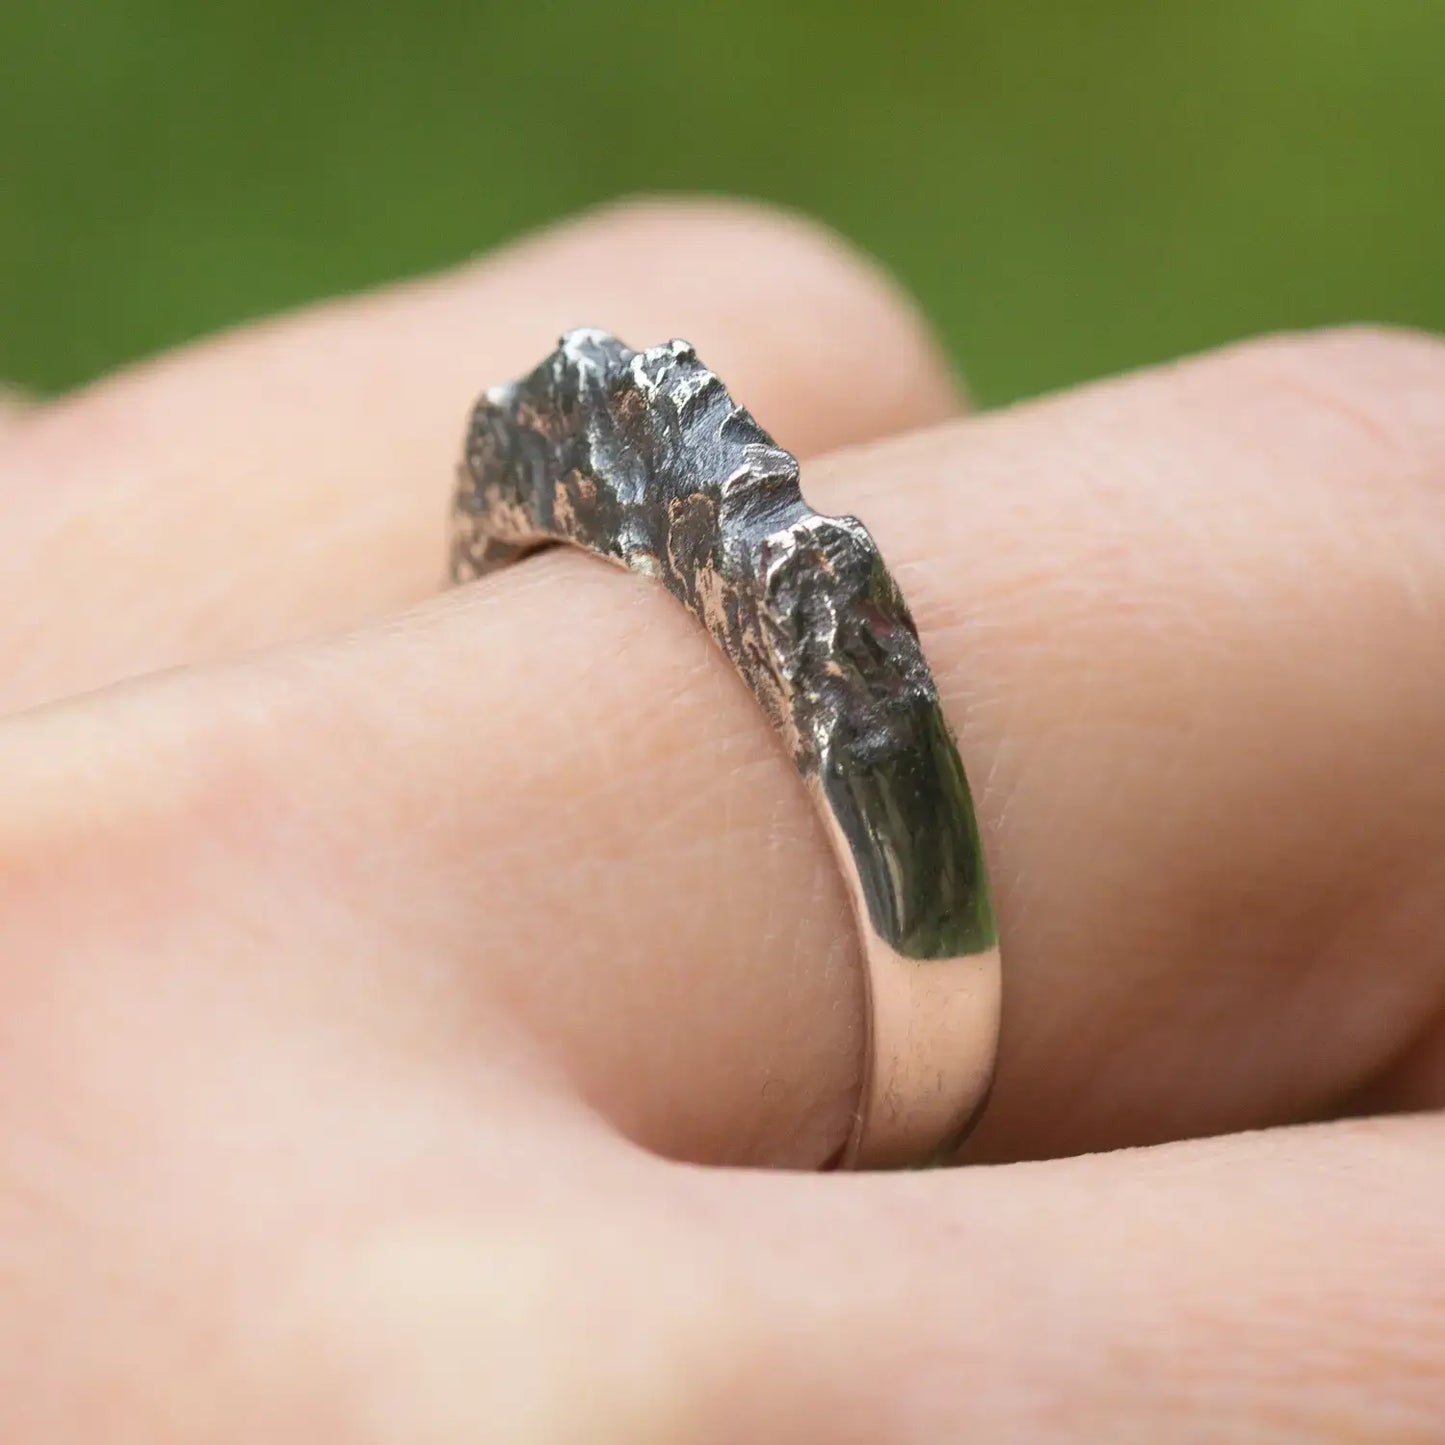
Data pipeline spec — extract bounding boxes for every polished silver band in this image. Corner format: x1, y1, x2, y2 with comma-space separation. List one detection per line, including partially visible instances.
449, 329, 1000, 1168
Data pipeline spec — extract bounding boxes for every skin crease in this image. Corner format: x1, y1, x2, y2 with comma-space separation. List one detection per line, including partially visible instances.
0, 200, 1443, 1439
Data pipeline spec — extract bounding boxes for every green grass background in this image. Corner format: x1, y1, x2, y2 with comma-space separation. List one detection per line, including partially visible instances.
2, 0, 1442, 405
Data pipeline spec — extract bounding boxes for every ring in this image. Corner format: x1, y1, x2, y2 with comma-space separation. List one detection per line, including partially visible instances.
450, 329, 1000, 1168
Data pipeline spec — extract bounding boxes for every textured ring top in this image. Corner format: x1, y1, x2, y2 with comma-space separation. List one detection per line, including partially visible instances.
450, 329, 1000, 1168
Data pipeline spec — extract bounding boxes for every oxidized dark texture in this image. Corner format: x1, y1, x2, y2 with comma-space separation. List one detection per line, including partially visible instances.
451, 329, 994, 964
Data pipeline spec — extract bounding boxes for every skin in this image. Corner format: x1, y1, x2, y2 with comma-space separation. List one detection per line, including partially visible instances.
0, 196, 1442, 1441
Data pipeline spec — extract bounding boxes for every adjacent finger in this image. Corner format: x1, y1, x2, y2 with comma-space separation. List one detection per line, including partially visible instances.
632, 1115, 1445, 1442
8, 327, 1445, 1169
0, 198, 958, 715
211, 1115, 1445, 1443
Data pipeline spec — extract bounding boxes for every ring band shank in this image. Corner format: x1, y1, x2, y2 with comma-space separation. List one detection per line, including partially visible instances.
451, 329, 1000, 1168
810, 777, 1001, 1168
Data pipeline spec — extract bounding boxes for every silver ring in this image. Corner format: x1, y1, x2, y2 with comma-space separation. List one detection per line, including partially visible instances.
450, 329, 1000, 1168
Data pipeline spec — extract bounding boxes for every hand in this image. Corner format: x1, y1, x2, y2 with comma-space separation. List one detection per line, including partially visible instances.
2, 199, 1442, 1441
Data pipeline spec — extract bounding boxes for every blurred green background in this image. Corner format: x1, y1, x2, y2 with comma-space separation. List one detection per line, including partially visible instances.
2, 0, 1442, 405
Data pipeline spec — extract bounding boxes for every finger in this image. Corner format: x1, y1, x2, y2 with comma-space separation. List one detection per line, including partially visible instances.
0, 793, 608, 1441
0, 197, 958, 715
8, 328, 1445, 1169
210, 1116, 1445, 1443
625, 1116, 1445, 1442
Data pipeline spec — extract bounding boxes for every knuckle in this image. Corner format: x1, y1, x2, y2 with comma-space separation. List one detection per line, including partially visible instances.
1207, 325, 1445, 491
1291, 321, 1445, 383
1226, 322, 1445, 387
565, 194, 956, 417
583, 191, 897, 302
